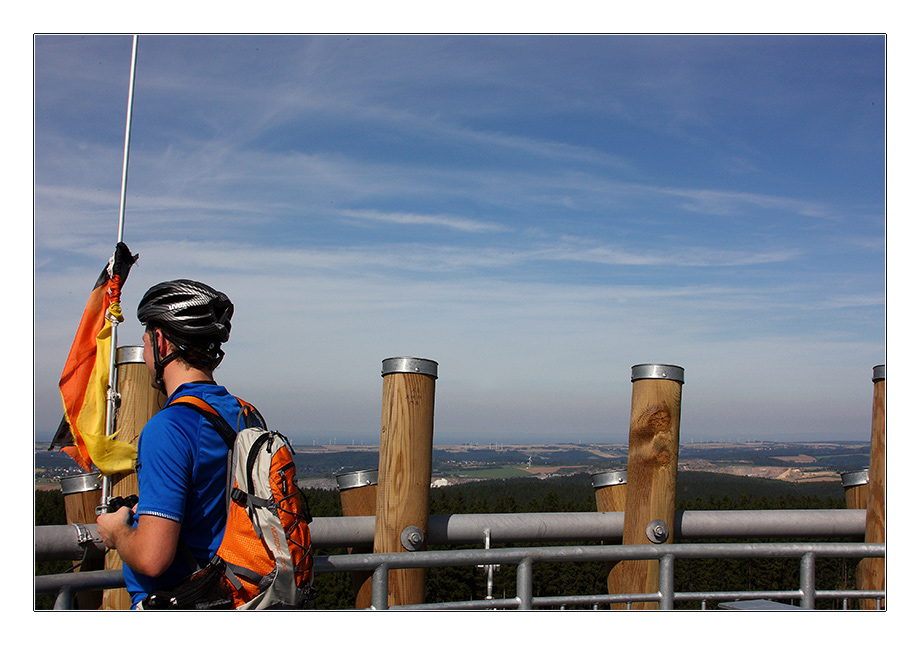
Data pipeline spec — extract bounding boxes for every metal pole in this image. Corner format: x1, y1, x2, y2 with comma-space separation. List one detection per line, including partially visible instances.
799, 551, 816, 609
116, 34, 138, 245
36, 510, 869, 560
371, 564, 390, 610
658, 553, 675, 610
101, 34, 139, 505
516, 557, 533, 610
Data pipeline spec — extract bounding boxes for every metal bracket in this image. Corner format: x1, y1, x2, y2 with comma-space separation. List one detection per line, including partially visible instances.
646, 519, 669, 544
74, 523, 97, 547
400, 525, 425, 551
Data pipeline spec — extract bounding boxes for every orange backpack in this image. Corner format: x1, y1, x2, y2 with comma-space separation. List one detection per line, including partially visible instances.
142, 395, 315, 610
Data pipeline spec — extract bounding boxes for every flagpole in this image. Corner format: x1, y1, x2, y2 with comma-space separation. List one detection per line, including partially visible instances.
101, 34, 139, 507
116, 35, 138, 245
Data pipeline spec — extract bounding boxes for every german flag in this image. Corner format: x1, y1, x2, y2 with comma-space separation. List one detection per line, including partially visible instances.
55, 243, 138, 475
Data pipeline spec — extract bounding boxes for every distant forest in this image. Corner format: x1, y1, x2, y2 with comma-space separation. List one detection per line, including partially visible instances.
288, 443, 870, 479
37, 471, 861, 610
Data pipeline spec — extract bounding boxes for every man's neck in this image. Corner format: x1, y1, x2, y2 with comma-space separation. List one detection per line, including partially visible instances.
162, 364, 216, 398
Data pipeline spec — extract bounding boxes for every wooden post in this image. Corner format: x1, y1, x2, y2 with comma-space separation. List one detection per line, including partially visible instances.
373, 357, 437, 607
862, 364, 885, 609
102, 346, 165, 610
592, 470, 627, 609
336, 469, 378, 609
615, 363, 683, 610
841, 468, 869, 604
59, 472, 104, 609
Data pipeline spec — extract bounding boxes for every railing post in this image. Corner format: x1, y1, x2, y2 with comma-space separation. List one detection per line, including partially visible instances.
658, 553, 675, 610
370, 563, 390, 610
862, 364, 885, 609
516, 557, 533, 610
53, 586, 74, 611
614, 364, 684, 610
102, 346, 165, 610
337, 469, 378, 609
373, 357, 438, 607
799, 551, 816, 609
592, 470, 627, 609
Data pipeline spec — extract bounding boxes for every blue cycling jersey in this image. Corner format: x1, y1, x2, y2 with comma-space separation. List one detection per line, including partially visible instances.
123, 381, 242, 607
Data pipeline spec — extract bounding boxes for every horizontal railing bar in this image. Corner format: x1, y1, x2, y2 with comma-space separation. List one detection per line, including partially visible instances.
311, 509, 868, 548
35, 541, 885, 609
34, 568, 125, 596
34, 524, 107, 562
313, 542, 884, 574
35, 510, 869, 561
393, 597, 522, 611
676, 589, 885, 603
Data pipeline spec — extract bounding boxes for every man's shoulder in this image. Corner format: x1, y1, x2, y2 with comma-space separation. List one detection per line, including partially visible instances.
141, 404, 203, 448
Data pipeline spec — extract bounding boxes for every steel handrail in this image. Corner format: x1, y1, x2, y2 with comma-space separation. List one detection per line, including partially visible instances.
35, 540, 885, 610
34, 509, 868, 561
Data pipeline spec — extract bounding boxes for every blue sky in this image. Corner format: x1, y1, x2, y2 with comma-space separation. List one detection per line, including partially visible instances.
33, 34, 886, 446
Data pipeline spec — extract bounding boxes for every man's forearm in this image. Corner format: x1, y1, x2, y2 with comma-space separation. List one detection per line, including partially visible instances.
97, 510, 181, 578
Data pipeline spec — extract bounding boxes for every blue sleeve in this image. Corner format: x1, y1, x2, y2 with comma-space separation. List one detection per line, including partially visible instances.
135, 409, 198, 524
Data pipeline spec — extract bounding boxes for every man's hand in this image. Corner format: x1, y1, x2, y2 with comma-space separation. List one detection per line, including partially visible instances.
96, 505, 134, 549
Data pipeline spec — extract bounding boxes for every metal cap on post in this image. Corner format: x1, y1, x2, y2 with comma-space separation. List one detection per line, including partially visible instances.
591, 470, 627, 490
381, 356, 439, 379
336, 469, 379, 491
59, 472, 103, 497
631, 363, 685, 384
115, 345, 145, 365
872, 364, 885, 383
840, 469, 869, 490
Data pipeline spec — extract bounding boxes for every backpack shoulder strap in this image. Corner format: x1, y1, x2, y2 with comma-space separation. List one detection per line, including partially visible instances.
233, 397, 267, 432
169, 395, 237, 449
168, 394, 267, 449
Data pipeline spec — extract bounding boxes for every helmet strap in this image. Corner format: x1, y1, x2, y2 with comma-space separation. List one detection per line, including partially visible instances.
149, 328, 181, 393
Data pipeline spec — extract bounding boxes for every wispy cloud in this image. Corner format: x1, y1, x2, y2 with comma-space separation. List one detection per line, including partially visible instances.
659, 186, 835, 219
337, 208, 509, 233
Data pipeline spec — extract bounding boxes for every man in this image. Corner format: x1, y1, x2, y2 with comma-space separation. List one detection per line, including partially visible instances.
96, 279, 241, 609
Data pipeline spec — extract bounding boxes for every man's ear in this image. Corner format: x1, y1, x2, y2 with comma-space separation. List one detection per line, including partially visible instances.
154, 329, 170, 358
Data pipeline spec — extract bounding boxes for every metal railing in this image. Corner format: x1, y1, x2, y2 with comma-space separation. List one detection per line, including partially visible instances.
35, 511, 885, 610
319, 542, 885, 610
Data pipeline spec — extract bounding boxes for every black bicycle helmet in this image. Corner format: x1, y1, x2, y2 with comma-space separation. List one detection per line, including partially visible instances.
137, 280, 233, 386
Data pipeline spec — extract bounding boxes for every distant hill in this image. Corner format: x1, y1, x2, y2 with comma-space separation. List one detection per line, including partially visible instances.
36, 440, 868, 493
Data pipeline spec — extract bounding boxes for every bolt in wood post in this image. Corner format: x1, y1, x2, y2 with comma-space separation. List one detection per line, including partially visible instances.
337, 469, 378, 609
592, 470, 627, 609
373, 357, 438, 607
862, 364, 885, 609
102, 346, 165, 610
615, 363, 683, 610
